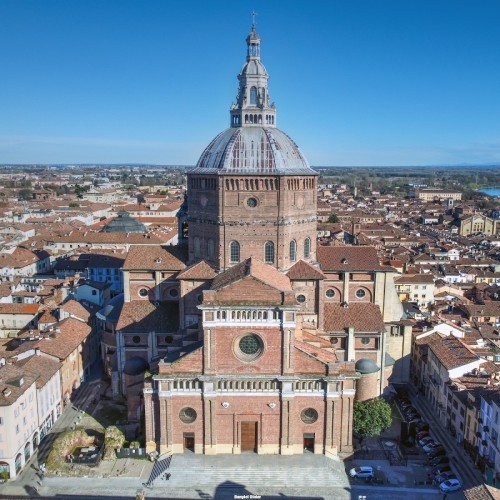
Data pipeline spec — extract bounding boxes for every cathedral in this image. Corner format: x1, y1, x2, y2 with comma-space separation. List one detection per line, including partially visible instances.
108, 23, 410, 457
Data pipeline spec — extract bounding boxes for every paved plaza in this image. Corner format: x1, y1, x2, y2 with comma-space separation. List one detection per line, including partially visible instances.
0, 451, 449, 500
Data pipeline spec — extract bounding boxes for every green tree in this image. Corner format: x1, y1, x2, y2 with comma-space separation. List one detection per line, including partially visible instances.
328, 214, 339, 223
18, 188, 33, 200
353, 398, 392, 444
68, 202, 80, 208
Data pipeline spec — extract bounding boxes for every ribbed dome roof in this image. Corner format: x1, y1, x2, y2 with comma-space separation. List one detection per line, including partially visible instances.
101, 212, 147, 233
191, 127, 315, 175
240, 60, 267, 76
123, 356, 150, 376
355, 358, 380, 374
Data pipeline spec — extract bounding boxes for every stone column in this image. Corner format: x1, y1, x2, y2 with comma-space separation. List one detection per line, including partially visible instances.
347, 327, 355, 362
340, 393, 354, 454
203, 381, 217, 454
144, 391, 156, 453
159, 395, 171, 455
280, 379, 295, 455
324, 381, 339, 457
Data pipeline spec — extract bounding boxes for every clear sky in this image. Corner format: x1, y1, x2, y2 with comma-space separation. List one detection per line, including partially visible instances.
1, 0, 500, 166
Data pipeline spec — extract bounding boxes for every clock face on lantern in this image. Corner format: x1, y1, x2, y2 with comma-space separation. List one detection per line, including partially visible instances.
200, 195, 208, 207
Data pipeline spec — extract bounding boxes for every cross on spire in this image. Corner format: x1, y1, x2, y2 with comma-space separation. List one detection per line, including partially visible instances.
251, 11, 257, 28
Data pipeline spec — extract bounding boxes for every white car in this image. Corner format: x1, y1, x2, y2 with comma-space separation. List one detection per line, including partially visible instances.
439, 478, 462, 492
349, 466, 374, 478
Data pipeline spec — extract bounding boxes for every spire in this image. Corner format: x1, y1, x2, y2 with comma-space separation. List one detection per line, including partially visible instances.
230, 20, 276, 129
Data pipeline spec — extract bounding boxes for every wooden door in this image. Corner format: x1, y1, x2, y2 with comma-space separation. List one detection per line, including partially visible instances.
183, 433, 195, 452
241, 421, 257, 452
303, 434, 315, 452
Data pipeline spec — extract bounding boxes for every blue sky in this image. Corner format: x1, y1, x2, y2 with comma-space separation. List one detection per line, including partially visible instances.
1, 0, 500, 166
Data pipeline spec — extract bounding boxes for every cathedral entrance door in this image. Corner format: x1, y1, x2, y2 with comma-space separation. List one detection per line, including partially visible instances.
303, 433, 315, 453
183, 433, 195, 452
241, 422, 257, 452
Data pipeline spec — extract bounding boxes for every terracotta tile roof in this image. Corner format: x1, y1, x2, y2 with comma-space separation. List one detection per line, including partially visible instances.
302, 330, 333, 347
0, 303, 39, 315
0, 363, 38, 406
317, 246, 388, 272
123, 245, 186, 270
324, 303, 385, 332
287, 260, 326, 280
116, 301, 179, 333
463, 484, 498, 500
394, 274, 435, 284
462, 301, 500, 318
35, 317, 91, 360
17, 354, 61, 389
61, 299, 92, 322
294, 339, 337, 364
428, 335, 479, 371
177, 260, 217, 280
211, 258, 292, 292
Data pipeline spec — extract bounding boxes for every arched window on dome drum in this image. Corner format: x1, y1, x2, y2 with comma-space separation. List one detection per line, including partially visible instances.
264, 241, 274, 264
304, 237, 311, 259
230, 241, 240, 263
290, 240, 297, 262
194, 237, 200, 258
207, 239, 214, 258
250, 86, 258, 105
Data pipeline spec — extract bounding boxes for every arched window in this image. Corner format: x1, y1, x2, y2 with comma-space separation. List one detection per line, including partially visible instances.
290, 240, 297, 262
230, 241, 240, 263
250, 86, 257, 105
194, 237, 200, 257
264, 241, 274, 263
207, 239, 214, 258
304, 237, 311, 259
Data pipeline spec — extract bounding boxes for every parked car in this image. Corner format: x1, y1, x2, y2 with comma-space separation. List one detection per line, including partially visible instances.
349, 466, 374, 479
439, 478, 462, 493
428, 448, 446, 460
430, 455, 449, 467
435, 472, 457, 483
433, 465, 452, 476
416, 422, 429, 432
423, 442, 442, 453
416, 431, 429, 440
418, 436, 434, 447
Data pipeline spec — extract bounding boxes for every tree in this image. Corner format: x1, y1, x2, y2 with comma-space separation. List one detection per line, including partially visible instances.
353, 398, 392, 444
328, 214, 339, 223
18, 188, 33, 201
68, 202, 80, 208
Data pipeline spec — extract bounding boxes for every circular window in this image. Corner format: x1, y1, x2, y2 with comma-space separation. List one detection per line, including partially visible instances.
132, 336, 141, 344
356, 289, 366, 299
138, 288, 149, 297
236, 334, 264, 361
247, 197, 257, 208
296, 294, 306, 304
179, 407, 197, 424
169, 288, 179, 298
239, 335, 261, 355
164, 335, 173, 344
326, 289, 335, 298
361, 337, 370, 345
301, 408, 319, 424
331, 337, 339, 345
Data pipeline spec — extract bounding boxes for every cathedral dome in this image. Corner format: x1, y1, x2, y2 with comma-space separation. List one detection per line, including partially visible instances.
192, 126, 315, 175
241, 60, 268, 76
